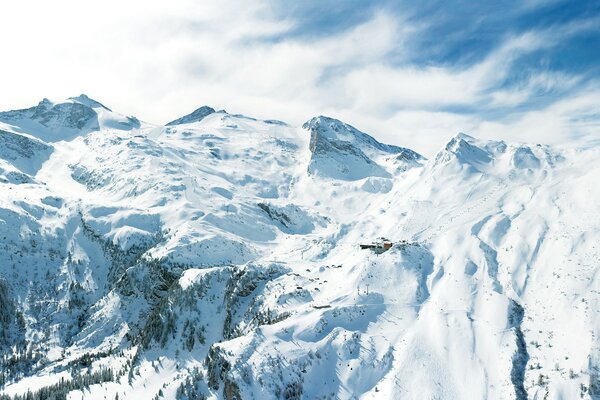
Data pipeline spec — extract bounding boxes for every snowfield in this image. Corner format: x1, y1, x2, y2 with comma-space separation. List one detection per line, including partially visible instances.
0, 96, 599, 399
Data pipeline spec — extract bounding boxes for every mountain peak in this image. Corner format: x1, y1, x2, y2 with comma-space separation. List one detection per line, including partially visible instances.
0, 95, 142, 142
68, 94, 112, 111
303, 115, 420, 156
453, 131, 475, 141
303, 115, 343, 130
435, 132, 493, 166
303, 115, 422, 180
444, 132, 478, 152
434, 133, 531, 173
166, 105, 216, 126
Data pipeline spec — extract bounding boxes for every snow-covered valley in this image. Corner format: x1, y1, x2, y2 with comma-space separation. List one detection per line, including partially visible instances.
0, 95, 599, 400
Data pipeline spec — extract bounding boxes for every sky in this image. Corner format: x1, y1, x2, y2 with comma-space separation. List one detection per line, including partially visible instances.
1, 0, 599, 156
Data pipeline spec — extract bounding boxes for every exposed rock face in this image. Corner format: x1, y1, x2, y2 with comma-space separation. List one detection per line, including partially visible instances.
0, 94, 143, 142
303, 115, 422, 180
1, 98, 99, 131
166, 105, 216, 126
0, 129, 52, 174
0, 129, 51, 159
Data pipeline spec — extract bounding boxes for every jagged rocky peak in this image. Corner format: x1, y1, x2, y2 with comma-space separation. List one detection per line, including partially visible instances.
166, 105, 216, 126
0, 95, 104, 133
302, 115, 423, 180
303, 115, 411, 155
68, 94, 112, 111
444, 132, 491, 154
31, 98, 98, 131
434, 132, 562, 175
434, 132, 499, 166
0, 95, 144, 142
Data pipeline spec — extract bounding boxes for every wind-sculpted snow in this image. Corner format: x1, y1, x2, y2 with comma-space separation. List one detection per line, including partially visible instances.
0, 96, 599, 400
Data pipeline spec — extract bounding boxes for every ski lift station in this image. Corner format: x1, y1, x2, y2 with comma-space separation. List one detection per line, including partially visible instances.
359, 237, 393, 254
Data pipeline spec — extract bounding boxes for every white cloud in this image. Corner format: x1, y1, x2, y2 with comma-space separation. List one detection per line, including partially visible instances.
0, 0, 598, 157
478, 84, 600, 144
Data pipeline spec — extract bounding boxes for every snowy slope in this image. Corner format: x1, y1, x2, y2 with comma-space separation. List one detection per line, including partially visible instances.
0, 96, 598, 400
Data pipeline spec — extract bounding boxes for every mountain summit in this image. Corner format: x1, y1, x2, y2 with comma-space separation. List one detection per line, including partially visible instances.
0, 95, 142, 142
68, 93, 112, 111
166, 105, 216, 125
303, 115, 423, 180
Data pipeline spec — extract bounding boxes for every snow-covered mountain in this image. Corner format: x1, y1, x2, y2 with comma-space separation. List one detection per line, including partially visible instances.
0, 95, 598, 400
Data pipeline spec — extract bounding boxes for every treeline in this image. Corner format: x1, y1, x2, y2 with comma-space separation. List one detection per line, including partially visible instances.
0, 347, 44, 388
0, 367, 114, 400
175, 368, 207, 400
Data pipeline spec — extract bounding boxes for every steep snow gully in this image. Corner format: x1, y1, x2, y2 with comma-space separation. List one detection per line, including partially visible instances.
0, 95, 599, 399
